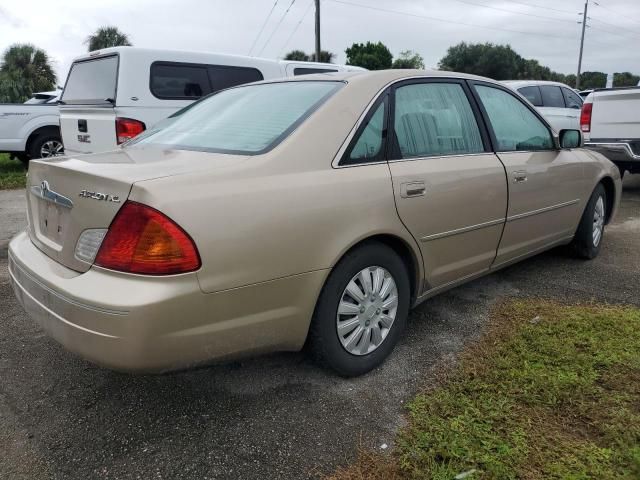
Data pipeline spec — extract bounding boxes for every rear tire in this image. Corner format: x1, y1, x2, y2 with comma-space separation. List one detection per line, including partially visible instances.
308, 242, 410, 377
28, 133, 64, 160
571, 184, 607, 259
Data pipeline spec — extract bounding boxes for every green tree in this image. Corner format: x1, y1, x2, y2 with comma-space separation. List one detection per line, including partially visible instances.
579, 71, 607, 89
392, 50, 425, 69
284, 50, 309, 61
345, 41, 392, 70
0, 44, 56, 103
309, 50, 335, 63
85, 26, 132, 52
613, 72, 640, 87
438, 42, 521, 80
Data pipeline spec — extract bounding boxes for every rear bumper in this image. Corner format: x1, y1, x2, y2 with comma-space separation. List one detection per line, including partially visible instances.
9, 231, 325, 372
585, 141, 640, 168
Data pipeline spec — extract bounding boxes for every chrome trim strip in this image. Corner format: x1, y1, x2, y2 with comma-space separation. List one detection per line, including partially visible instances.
9, 252, 127, 316
507, 199, 580, 222
585, 142, 640, 161
30, 181, 73, 209
420, 218, 504, 242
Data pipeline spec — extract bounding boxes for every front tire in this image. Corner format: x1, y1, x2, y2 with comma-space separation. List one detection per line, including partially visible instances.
571, 184, 607, 259
308, 242, 410, 377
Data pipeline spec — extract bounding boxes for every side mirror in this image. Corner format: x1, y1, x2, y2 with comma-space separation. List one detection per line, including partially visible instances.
559, 129, 583, 149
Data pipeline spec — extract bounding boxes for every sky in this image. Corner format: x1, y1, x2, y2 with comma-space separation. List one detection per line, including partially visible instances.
1, 0, 639, 85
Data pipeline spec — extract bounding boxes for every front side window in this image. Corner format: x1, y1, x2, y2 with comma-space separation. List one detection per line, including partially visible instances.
131, 81, 342, 154
562, 87, 583, 109
540, 85, 565, 108
393, 83, 484, 159
150, 63, 212, 99
517, 86, 542, 106
475, 85, 554, 152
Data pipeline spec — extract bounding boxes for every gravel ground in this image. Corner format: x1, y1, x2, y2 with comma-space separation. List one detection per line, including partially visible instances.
1, 175, 638, 480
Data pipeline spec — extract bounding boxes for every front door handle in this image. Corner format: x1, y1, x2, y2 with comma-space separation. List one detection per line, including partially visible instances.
513, 171, 528, 183
400, 181, 426, 198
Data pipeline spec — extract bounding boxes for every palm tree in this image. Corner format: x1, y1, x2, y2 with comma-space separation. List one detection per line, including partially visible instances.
0, 44, 56, 103
284, 50, 309, 61
85, 26, 132, 52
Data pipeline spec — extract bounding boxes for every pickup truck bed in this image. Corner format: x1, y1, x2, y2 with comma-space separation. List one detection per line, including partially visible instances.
583, 87, 640, 175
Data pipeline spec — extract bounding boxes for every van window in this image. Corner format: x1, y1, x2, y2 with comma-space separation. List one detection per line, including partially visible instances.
150, 63, 212, 99
208, 65, 263, 92
517, 86, 542, 106
131, 81, 342, 155
61, 55, 118, 105
294, 67, 338, 76
540, 85, 565, 108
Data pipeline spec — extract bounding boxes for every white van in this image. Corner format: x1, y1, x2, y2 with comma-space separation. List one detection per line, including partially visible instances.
59, 47, 363, 155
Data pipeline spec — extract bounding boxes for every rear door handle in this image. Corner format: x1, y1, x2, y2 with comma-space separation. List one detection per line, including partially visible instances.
400, 181, 426, 198
513, 171, 528, 183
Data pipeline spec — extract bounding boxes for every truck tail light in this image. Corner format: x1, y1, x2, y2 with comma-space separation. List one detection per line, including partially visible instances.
580, 103, 592, 133
95, 201, 201, 275
116, 117, 146, 144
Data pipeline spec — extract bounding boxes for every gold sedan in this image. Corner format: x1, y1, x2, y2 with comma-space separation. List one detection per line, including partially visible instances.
9, 70, 621, 376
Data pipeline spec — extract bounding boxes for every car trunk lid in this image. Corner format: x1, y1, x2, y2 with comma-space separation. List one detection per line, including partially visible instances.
26, 147, 247, 273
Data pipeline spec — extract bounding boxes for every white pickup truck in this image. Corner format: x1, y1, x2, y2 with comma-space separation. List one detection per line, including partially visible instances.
582, 87, 640, 176
0, 92, 63, 164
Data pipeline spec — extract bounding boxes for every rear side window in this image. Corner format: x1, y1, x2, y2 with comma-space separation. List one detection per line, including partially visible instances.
132, 81, 342, 154
517, 86, 542, 106
475, 85, 553, 151
344, 100, 386, 164
61, 55, 118, 105
562, 88, 583, 109
540, 86, 565, 108
208, 65, 263, 92
393, 82, 485, 159
294, 67, 338, 76
150, 63, 212, 99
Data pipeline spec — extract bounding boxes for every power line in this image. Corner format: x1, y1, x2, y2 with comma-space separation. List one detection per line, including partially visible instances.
589, 15, 640, 37
247, 1, 280, 56
326, 0, 577, 40
586, 21, 640, 39
506, 0, 578, 15
257, 0, 297, 57
279, 0, 314, 56
452, 0, 578, 24
593, 1, 640, 25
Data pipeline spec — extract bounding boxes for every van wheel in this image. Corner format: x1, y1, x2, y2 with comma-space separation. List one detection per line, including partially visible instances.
308, 243, 410, 377
29, 134, 64, 159
571, 184, 607, 259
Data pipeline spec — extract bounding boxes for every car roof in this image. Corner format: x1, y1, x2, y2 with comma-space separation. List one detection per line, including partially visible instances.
502, 80, 572, 89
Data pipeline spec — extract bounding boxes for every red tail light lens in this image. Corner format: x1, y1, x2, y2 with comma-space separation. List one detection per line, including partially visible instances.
580, 102, 592, 133
116, 117, 146, 144
95, 201, 201, 275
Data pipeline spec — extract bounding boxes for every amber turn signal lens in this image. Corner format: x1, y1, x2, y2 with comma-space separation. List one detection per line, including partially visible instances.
95, 201, 201, 275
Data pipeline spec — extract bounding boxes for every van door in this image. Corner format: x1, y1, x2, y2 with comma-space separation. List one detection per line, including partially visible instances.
387, 79, 508, 290
59, 55, 119, 155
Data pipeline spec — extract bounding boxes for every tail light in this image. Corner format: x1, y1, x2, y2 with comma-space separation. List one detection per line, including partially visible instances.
95, 201, 201, 275
116, 117, 146, 144
580, 103, 592, 133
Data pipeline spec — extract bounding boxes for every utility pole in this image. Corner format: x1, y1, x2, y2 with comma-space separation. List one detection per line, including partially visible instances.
315, 0, 321, 62
576, 0, 589, 90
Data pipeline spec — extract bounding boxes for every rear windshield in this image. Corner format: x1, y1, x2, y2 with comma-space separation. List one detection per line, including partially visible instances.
61, 55, 118, 105
130, 81, 342, 155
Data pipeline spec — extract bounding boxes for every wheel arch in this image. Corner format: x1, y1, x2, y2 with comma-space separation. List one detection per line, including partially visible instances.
25, 125, 61, 157
599, 176, 616, 224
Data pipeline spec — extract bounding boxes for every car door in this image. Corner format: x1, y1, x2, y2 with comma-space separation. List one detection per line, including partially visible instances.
539, 85, 571, 131
561, 87, 583, 130
470, 82, 585, 267
386, 79, 508, 290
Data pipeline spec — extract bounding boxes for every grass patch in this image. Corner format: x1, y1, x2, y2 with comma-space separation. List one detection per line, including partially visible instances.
329, 300, 640, 480
0, 153, 27, 189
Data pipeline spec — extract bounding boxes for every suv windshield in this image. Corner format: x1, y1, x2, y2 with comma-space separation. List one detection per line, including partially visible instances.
61, 55, 118, 105
130, 81, 342, 155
